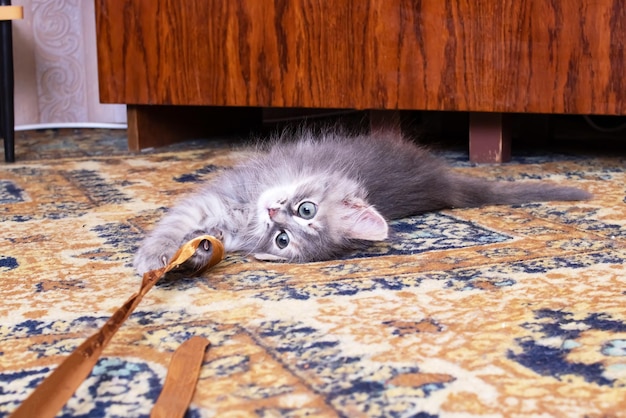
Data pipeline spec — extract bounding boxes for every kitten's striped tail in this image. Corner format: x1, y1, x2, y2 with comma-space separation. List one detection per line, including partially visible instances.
449, 175, 592, 208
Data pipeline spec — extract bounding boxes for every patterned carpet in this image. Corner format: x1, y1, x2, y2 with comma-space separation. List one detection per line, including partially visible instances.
1, 129, 625, 417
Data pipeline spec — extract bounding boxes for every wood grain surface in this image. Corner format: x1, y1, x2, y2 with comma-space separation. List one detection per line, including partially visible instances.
96, 0, 626, 114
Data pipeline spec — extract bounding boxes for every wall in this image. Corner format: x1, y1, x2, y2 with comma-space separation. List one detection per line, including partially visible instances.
12, 0, 126, 127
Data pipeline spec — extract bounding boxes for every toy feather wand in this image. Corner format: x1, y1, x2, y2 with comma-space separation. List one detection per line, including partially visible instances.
10, 235, 224, 418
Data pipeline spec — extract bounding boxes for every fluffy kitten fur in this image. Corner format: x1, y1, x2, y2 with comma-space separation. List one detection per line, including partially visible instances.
133, 130, 591, 275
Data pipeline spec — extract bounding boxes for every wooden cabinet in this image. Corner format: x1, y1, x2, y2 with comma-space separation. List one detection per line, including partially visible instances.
95, 0, 626, 161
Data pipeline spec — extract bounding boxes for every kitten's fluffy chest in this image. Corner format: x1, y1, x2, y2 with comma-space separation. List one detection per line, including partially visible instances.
220, 205, 254, 250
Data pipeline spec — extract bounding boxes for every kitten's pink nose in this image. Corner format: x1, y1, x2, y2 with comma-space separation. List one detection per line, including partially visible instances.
268, 208, 278, 219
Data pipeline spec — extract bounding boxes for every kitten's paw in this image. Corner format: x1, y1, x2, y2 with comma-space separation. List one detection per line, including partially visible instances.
212, 229, 224, 242
133, 241, 176, 275
184, 238, 216, 272
193, 228, 223, 242
178, 231, 219, 273
133, 231, 221, 276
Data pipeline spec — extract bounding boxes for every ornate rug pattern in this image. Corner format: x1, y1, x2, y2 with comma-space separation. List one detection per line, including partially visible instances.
1, 130, 625, 417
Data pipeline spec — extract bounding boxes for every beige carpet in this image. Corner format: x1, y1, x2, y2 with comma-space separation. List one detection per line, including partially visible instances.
1, 129, 625, 417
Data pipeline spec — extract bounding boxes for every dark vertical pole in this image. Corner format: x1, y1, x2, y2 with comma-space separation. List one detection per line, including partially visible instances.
0, 0, 15, 162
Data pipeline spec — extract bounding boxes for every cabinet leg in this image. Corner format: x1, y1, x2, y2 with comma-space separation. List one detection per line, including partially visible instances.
469, 112, 512, 163
126, 105, 262, 151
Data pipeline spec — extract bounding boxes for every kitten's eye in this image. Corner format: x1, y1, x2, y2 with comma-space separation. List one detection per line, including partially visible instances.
275, 231, 290, 249
297, 201, 317, 220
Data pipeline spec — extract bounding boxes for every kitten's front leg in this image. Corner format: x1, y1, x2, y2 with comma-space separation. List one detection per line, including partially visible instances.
133, 200, 224, 275
177, 228, 224, 272
134, 230, 222, 275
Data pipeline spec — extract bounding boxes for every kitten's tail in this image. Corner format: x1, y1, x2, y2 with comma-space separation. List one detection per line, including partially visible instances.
448, 174, 592, 208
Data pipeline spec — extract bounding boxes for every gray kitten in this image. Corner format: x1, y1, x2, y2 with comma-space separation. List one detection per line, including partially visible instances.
133, 130, 591, 275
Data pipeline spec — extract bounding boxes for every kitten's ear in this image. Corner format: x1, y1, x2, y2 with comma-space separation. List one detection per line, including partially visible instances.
341, 198, 388, 241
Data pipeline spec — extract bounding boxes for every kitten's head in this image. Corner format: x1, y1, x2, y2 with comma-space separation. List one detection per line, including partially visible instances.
251, 174, 388, 262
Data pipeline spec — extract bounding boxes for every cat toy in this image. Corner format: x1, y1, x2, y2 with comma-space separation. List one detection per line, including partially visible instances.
10, 235, 225, 418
